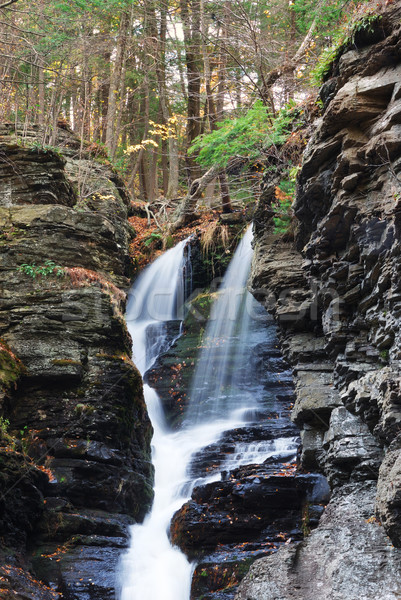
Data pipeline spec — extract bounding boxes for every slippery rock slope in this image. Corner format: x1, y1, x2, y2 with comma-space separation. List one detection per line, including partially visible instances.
239, 5, 401, 600
0, 125, 152, 599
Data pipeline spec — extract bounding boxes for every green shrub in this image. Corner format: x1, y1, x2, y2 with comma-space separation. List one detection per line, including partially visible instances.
189, 100, 303, 169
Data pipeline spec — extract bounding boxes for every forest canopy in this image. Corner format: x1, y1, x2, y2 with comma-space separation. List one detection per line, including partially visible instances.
0, 0, 377, 207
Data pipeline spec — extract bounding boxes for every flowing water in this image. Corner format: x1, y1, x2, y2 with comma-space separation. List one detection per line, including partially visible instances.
118, 227, 296, 600
187, 227, 259, 423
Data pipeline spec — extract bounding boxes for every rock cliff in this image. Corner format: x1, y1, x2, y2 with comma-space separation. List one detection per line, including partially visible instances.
0, 125, 153, 598
237, 4, 401, 599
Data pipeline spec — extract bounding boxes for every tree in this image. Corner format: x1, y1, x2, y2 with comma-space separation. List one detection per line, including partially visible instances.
180, 0, 203, 184
0, 0, 369, 215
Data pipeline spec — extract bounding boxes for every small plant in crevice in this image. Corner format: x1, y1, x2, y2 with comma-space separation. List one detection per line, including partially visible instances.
200, 220, 220, 254
197, 326, 205, 347
19, 425, 29, 454
379, 349, 390, 363
0, 226, 25, 246
199, 220, 237, 278
74, 403, 95, 416
15, 137, 63, 157
17, 260, 65, 279
28, 141, 63, 157
143, 231, 163, 248
301, 502, 311, 538
310, 10, 383, 85
0, 416, 10, 438
0, 415, 16, 448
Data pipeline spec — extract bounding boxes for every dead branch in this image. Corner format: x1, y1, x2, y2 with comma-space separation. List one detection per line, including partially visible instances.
169, 164, 221, 233
0, 0, 19, 9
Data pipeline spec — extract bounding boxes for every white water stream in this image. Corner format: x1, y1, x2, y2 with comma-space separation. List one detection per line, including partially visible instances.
118, 228, 295, 600
187, 227, 258, 423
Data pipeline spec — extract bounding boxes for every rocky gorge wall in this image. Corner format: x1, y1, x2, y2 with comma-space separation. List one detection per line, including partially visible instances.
236, 4, 401, 599
0, 125, 153, 598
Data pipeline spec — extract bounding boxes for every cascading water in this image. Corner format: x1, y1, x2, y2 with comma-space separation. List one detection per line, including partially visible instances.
118, 238, 195, 600
119, 239, 234, 600
124, 238, 189, 375
186, 227, 256, 423
118, 226, 297, 600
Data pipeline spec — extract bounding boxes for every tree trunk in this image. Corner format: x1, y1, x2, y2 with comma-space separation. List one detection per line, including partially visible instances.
204, 178, 217, 206
139, 155, 148, 201
152, 0, 179, 199
112, 56, 127, 158
100, 51, 111, 143
37, 58, 45, 126
167, 137, 179, 199
201, 0, 233, 213
105, 8, 131, 159
180, 0, 202, 183
148, 145, 158, 202
127, 78, 150, 193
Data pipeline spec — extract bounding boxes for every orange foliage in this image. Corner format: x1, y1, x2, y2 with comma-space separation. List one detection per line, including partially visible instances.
272, 462, 297, 477
274, 186, 290, 203
65, 267, 125, 305
0, 565, 60, 598
129, 215, 159, 271
36, 464, 56, 482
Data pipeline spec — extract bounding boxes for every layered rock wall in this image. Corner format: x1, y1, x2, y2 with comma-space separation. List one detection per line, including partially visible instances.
0, 125, 152, 598
238, 5, 401, 599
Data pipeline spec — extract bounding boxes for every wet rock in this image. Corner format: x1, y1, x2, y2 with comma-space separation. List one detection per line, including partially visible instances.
171, 457, 332, 563
191, 553, 261, 600
323, 406, 383, 487
299, 428, 325, 471
0, 449, 48, 549
0, 564, 60, 600
189, 427, 298, 480
292, 369, 341, 428
171, 468, 303, 560
145, 323, 198, 427
55, 545, 125, 600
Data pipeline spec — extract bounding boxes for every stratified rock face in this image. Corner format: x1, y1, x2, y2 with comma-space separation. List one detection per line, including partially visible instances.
0, 125, 153, 598
240, 4, 401, 599
236, 483, 401, 600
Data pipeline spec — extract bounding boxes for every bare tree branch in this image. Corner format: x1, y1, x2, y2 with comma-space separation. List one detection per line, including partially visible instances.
169, 164, 222, 232
0, 0, 19, 9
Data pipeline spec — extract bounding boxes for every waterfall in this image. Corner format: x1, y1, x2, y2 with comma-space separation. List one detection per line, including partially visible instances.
124, 238, 190, 376
118, 226, 296, 600
119, 238, 196, 600
186, 226, 257, 423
